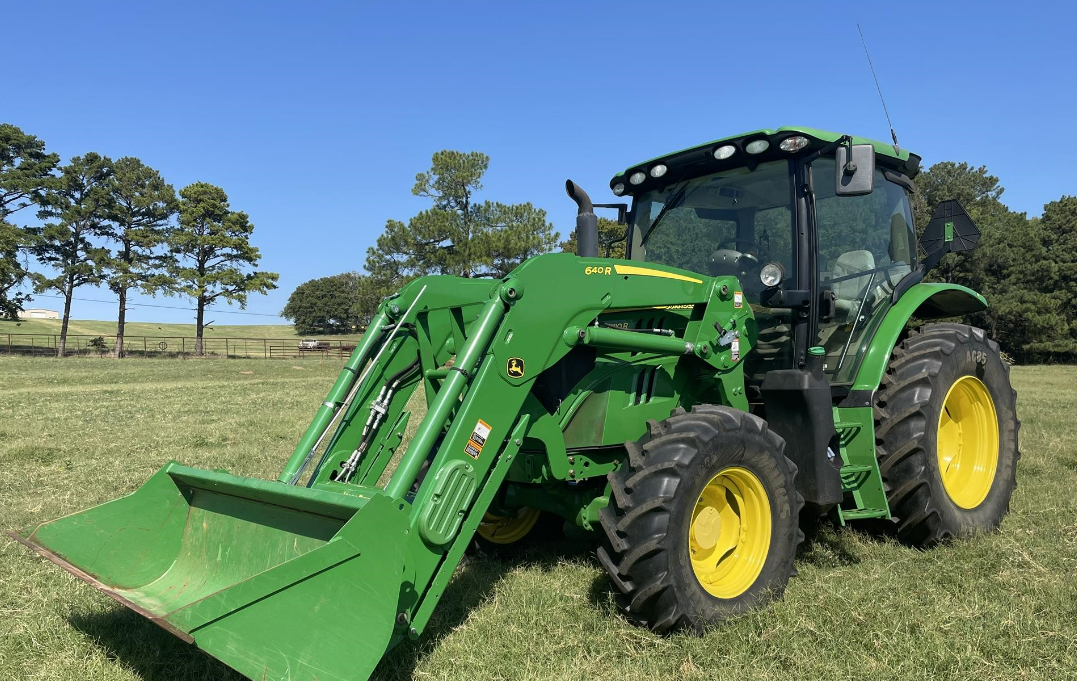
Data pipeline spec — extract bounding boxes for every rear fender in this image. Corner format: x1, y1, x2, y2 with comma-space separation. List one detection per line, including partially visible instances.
851, 283, 987, 393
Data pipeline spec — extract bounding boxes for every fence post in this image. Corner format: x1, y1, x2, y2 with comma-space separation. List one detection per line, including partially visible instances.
264, 338, 267, 359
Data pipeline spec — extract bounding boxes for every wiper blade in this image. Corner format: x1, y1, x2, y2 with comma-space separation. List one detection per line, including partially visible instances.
639, 180, 694, 247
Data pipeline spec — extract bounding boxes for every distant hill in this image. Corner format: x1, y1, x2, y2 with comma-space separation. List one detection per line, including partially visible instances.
0, 318, 363, 341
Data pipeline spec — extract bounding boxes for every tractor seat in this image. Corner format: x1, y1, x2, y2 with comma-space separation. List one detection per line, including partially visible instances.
832, 250, 875, 318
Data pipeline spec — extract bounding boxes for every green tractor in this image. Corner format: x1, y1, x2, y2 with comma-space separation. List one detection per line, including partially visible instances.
10, 127, 1019, 680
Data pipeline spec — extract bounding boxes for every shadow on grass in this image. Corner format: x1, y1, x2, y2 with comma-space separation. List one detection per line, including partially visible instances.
373, 535, 595, 681
63, 524, 874, 680
580, 516, 878, 619
794, 518, 866, 568
68, 607, 243, 681
60, 533, 596, 681
579, 522, 875, 622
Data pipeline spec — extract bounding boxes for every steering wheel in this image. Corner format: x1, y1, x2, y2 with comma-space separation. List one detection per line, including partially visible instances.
715, 238, 767, 269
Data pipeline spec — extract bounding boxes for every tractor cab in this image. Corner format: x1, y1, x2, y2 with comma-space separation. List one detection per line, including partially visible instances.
612, 127, 922, 390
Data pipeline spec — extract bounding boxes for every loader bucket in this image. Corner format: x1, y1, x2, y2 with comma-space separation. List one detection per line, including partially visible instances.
9, 462, 411, 681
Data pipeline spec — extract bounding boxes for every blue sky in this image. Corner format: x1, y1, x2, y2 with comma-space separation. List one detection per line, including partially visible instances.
7, 1, 1075, 325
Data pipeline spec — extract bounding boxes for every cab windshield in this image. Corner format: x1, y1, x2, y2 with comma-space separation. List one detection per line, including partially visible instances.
628, 160, 794, 305
627, 155, 918, 385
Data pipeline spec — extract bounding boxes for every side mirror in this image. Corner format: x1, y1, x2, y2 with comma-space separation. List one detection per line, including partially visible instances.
920, 199, 980, 256
593, 202, 630, 225
892, 199, 981, 303
887, 198, 982, 301
834, 144, 876, 196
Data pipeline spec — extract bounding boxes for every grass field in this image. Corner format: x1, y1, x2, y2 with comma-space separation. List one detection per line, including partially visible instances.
0, 318, 362, 341
2, 357, 1076, 681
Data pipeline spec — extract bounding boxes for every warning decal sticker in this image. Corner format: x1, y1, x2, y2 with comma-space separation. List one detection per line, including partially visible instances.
464, 419, 492, 459
733, 291, 744, 308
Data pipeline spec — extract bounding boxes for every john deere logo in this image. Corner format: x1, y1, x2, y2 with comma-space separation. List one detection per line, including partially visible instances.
507, 357, 525, 378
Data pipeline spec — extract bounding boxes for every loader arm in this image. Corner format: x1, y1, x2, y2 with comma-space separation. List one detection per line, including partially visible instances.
11, 252, 750, 681
309, 253, 753, 643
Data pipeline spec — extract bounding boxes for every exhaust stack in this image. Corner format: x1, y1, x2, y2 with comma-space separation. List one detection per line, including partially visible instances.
566, 180, 599, 258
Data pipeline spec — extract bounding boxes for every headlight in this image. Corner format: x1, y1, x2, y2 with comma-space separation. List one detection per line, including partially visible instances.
612, 183, 625, 196
745, 139, 770, 154
713, 144, 736, 160
629, 171, 646, 185
650, 164, 667, 178
779, 135, 810, 152
759, 261, 785, 287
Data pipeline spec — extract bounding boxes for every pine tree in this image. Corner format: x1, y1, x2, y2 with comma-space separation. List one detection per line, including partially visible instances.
103, 157, 177, 357
30, 153, 113, 356
167, 182, 278, 355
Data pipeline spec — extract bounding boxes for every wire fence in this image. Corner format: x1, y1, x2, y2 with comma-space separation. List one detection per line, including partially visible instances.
1, 333, 359, 360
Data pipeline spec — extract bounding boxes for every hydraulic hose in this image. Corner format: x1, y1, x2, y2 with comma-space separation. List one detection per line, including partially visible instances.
282, 285, 427, 485
334, 356, 421, 484
279, 311, 390, 483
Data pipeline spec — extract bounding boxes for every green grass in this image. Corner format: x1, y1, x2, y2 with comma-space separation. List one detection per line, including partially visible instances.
2, 358, 1076, 680
0, 318, 362, 341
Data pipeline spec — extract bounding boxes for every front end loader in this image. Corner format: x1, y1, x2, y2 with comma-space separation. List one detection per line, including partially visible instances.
10, 127, 1020, 680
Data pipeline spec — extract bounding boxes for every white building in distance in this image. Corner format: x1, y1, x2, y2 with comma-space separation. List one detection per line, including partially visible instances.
22, 309, 60, 319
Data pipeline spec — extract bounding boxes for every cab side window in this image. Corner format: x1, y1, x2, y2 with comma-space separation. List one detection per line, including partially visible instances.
811, 157, 917, 383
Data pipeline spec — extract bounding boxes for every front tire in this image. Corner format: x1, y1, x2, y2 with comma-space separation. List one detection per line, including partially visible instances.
597, 405, 804, 633
874, 323, 1020, 547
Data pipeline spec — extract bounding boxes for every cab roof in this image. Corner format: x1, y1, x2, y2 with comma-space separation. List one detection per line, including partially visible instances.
611, 126, 921, 196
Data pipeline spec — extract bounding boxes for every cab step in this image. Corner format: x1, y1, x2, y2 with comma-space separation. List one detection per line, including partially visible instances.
837, 507, 889, 521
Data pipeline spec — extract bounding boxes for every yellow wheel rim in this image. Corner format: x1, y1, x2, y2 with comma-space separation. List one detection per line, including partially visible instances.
689, 466, 771, 599
476, 508, 541, 545
937, 375, 999, 509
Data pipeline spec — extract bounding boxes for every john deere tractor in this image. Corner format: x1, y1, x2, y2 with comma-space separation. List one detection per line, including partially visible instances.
10, 127, 1019, 680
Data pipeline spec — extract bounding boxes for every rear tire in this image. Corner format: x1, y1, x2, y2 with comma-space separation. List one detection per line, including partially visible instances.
597, 405, 803, 633
874, 323, 1020, 547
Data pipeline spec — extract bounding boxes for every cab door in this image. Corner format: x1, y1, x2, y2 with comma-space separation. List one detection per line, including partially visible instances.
809, 157, 917, 384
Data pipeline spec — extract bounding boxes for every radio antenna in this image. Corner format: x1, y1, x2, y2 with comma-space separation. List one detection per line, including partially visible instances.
857, 23, 899, 152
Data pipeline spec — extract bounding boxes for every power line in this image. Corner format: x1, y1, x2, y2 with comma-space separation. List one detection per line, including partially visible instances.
30, 294, 283, 318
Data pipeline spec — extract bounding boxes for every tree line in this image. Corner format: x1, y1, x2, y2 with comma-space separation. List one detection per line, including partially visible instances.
912, 162, 1077, 362
285, 149, 1077, 364
0, 123, 278, 356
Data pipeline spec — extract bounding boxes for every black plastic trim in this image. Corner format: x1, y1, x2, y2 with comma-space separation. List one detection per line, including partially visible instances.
837, 389, 875, 408
883, 169, 915, 193
890, 268, 925, 303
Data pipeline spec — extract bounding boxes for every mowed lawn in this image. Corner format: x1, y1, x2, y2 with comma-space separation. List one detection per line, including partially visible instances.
1, 357, 1076, 681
